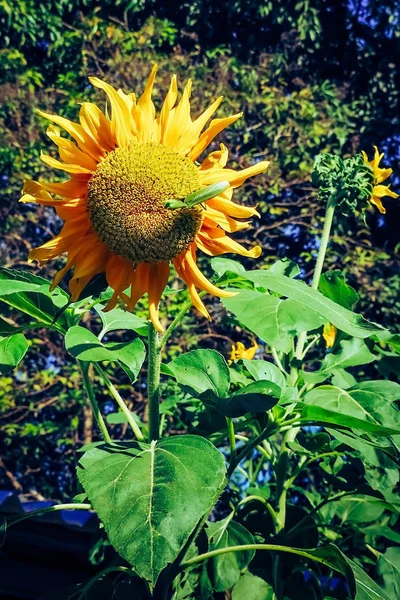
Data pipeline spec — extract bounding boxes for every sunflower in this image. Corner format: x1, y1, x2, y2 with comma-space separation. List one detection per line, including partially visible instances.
21, 66, 269, 331
229, 340, 259, 362
362, 146, 398, 214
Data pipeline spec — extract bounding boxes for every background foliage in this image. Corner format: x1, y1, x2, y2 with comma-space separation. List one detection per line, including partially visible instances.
0, 0, 399, 595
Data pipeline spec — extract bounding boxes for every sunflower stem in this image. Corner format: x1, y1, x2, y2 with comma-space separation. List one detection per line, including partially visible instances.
148, 322, 161, 441
294, 197, 335, 361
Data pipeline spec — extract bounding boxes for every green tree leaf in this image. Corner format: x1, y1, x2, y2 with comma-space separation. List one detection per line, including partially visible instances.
0, 333, 29, 373
207, 517, 255, 592
167, 350, 230, 397
223, 291, 325, 353
77, 436, 226, 586
243, 271, 383, 338
65, 325, 146, 382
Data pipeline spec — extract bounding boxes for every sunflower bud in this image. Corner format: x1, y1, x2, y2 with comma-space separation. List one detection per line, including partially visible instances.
312, 153, 374, 216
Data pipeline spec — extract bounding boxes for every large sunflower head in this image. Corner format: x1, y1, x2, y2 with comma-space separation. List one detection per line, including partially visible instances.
361, 146, 399, 214
21, 66, 269, 331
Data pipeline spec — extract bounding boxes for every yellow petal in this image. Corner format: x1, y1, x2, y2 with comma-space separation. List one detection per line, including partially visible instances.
188, 113, 243, 161
89, 77, 133, 147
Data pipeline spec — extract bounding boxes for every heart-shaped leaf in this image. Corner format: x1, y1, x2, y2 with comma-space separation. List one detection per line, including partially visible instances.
77, 435, 226, 585
167, 349, 230, 397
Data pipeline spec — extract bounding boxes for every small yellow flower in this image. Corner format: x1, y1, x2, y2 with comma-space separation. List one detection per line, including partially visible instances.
21, 66, 269, 332
229, 340, 259, 362
323, 323, 337, 349
362, 146, 398, 214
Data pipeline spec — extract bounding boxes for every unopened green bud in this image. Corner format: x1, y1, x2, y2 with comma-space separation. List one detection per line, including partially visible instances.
313, 153, 374, 216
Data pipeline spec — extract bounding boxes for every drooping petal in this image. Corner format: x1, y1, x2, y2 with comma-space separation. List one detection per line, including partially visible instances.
147, 262, 170, 332
197, 228, 262, 258
104, 255, 135, 312
174, 245, 234, 299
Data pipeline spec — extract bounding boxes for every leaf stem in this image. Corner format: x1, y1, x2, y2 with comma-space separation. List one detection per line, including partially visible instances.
6, 503, 92, 527
226, 417, 237, 466
94, 364, 144, 441
148, 322, 161, 441
180, 543, 342, 571
79, 362, 111, 443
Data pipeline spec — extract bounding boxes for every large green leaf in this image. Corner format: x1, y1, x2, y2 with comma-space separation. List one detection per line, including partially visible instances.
303, 385, 400, 437
223, 291, 325, 353
199, 381, 281, 418
321, 338, 376, 372
207, 517, 255, 592
95, 304, 148, 337
167, 350, 230, 397
232, 572, 276, 600
319, 270, 359, 310
77, 436, 226, 585
65, 325, 146, 382
0, 333, 29, 373
354, 380, 400, 402
243, 271, 383, 338
303, 385, 400, 431
0, 268, 69, 329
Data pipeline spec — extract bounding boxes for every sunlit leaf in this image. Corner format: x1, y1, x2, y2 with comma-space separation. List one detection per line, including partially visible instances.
77, 436, 226, 585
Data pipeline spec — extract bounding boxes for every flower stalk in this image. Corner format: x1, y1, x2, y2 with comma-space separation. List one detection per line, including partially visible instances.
148, 321, 162, 441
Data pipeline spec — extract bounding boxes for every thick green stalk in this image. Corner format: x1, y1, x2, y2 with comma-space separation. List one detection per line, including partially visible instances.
295, 197, 336, 360
148, 322, 161, 441
79, 362, 111, 443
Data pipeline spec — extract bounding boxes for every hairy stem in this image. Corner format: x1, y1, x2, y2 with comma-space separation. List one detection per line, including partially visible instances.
148, 322, 161, 441
295, 197, 336, 361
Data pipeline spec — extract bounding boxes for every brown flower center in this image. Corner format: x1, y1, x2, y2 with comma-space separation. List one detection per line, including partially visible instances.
87, 142, 203, 263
